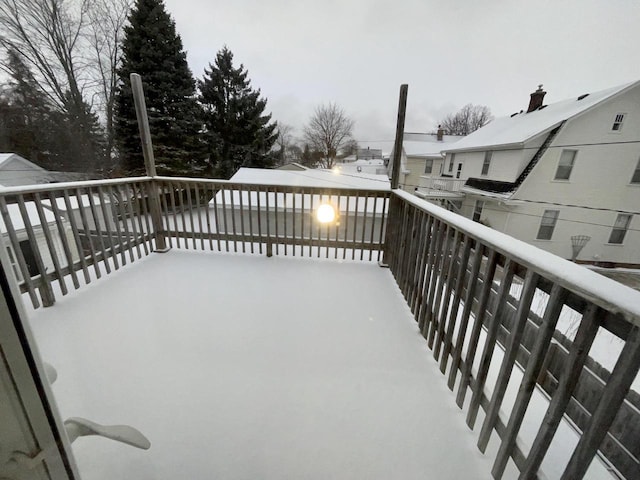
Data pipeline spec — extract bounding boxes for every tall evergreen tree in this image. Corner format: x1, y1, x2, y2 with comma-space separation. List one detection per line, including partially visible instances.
115, 0, 204, 176
198, 47, 277, 179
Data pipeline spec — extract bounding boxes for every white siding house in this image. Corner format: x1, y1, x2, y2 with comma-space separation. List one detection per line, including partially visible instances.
430, 81, 640, 266
210, 167, 389, 244
0, 153, 57, 186
0, 202, 79, 283
394, 130, 463, 193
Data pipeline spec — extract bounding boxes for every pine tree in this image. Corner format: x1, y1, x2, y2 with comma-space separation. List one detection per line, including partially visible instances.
115, 0, 204, 176
198, 47, 277, 179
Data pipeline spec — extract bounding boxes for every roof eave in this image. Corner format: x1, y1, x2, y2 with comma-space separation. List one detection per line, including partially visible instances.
442, 141, 525, 154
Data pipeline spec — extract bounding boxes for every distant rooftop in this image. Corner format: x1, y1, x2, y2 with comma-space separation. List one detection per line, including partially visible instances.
230, 167, 390, 191
402, 132, 463, 157
443, 80, 640, 153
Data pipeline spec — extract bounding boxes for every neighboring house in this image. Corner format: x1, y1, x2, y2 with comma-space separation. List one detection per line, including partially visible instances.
0, 153, 92, 186
0, 153, 57, 187
0, 154, 93, 281
0, 202, 79, 282
430, 81, 640, 267
336, 159, 387, 175
211, 167, 389, 243
356, 148, 382, 161
277, 163, 308, 171
391, 130, 463, 193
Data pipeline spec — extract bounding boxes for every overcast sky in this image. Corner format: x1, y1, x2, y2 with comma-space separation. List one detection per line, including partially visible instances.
164, 0, 640, 145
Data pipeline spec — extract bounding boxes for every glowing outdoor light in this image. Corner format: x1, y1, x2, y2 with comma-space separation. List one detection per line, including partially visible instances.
316, 203, 336, 224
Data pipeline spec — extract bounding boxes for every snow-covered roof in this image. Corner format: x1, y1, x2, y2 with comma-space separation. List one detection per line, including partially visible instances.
0, 154, 15, 166
228, 167, 390, 191
43, 193, 109, 212
211, 168, 389, 214
443, 80, 640, 153
0, 152, 48, 171
403, 133, 463, 158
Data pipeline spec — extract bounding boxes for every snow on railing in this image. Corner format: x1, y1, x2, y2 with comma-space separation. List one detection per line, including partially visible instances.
2, 175, 639, 478
0, 176, 390, 308
0, 177, 155, 308
386, 189, 640, 480
152, 176, 389, 261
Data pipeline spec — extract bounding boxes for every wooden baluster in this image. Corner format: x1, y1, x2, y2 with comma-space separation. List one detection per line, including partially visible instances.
492, 284, 568, 479
477, 270, 539, 453
33, 192, 67, 295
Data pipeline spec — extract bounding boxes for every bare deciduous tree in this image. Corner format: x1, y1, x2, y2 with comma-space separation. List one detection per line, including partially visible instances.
440, 104, 492, 136
86, 0, 131, 165
0, 0, 89, 112
275, 123, 294, 166
0, 0, 130, 171
303, 103, 354, 169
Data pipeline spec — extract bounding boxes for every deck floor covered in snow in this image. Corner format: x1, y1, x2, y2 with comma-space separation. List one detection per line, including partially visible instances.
29, 250, 502, 479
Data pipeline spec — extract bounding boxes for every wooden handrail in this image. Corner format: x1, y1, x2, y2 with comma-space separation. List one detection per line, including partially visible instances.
386, 188, 640, 479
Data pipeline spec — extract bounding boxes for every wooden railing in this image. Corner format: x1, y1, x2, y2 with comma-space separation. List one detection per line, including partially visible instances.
152, 177, 389, 260
1, 176, 639, 479
0, 178, 155, 309
386, 189, 640, 479
0, 177, 389, 309
418, 175, 466, 193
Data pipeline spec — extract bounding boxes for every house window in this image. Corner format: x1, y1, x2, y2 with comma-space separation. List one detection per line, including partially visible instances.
448, 153, 455, 173
472, 200, 484, 222
608, 214, 632, 244
631, 158, 640, 184
424, 159, 433, 174
612, 113, 625, 131
456, 163, 463, 179
482, 151, 492, 175
554, 150, 576, 180
536, 210, 559, 240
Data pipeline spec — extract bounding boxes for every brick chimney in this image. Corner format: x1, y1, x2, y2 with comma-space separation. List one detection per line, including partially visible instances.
527, 84, 546, 113
436, 125, 444, 141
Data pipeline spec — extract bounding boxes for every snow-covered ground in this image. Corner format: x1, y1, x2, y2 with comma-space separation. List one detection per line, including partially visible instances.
27, 251, 508, 480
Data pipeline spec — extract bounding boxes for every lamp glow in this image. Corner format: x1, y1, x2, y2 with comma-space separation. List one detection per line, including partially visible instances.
316, 204, 336, 224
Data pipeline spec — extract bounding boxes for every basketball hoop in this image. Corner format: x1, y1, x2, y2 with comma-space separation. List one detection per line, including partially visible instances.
570, 235, 591, 261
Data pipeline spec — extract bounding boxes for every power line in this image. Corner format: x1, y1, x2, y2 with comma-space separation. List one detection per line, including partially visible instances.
293, 168, 640, 217
374, 138, 640, 158
476, 204, 640, 233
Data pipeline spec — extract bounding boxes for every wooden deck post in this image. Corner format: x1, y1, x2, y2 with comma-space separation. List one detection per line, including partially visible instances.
390, 84, 408, 190
380, 84, 408, 268
130, 73, 169, 253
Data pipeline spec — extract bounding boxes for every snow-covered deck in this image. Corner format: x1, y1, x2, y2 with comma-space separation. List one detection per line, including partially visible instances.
27, 250, 500, 480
